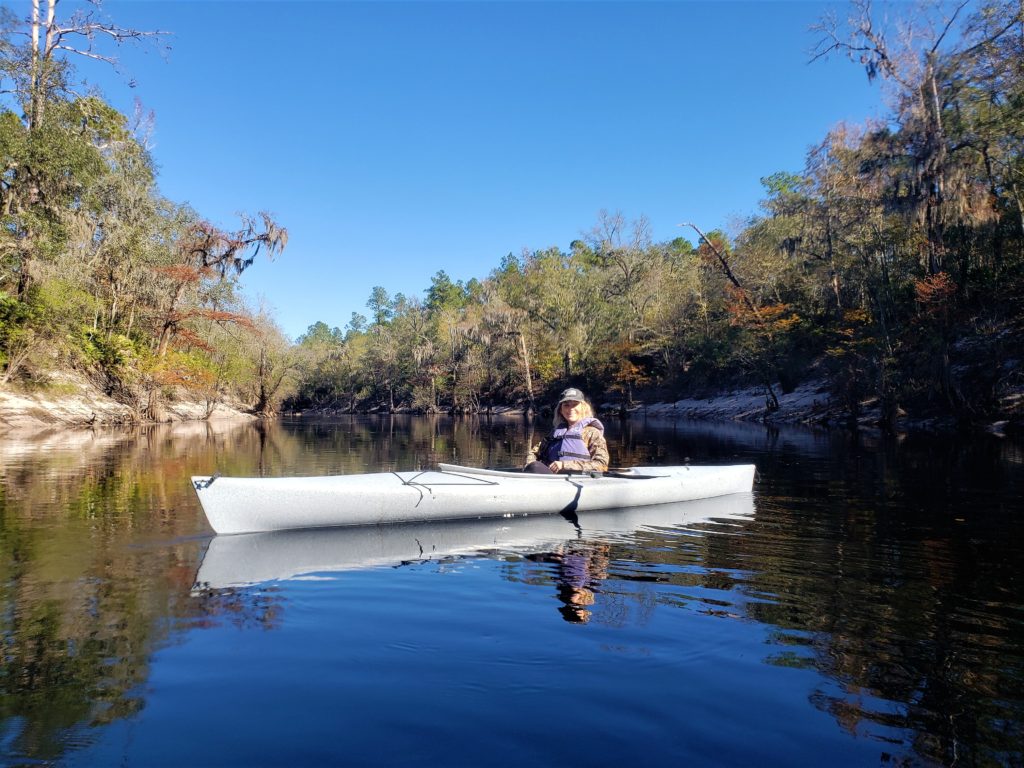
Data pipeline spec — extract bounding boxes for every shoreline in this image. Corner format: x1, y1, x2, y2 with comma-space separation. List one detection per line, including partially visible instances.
0, 374, 257, 435
2, 377, 1019, 437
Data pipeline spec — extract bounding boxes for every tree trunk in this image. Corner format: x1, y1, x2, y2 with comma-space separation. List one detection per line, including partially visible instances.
517, 332, 534, 408
29, 0, 41, 130
922, 61, 948, 276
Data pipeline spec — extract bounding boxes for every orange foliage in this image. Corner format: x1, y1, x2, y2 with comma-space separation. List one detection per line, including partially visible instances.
155, 360, 215, 388
723, 285, 759, 326
195, 309, 256, 330
607, 341, 651, 394
612, 359, 650, 389
827, 309, 875, 357
833, 309, 874, 340
842, 308, 872, 325
152, 264, 213, 283
169, 327, 214, 354
724, 286, 800, 334
914, 272, 956, 308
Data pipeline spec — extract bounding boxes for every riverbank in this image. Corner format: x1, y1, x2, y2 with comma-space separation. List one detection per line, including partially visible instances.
2, 375, 1020, 436
610, 379, 1022, 435
614, 381, 840, 425
290, 377, 1023, 436
0, 373, 255, 434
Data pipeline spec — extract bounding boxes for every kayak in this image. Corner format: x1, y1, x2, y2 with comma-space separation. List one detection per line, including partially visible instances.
191, 462, 756, 535
194, 492, 756, 589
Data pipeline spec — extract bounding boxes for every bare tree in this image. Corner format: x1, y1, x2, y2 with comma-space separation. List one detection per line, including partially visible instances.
20, 0, 168, 129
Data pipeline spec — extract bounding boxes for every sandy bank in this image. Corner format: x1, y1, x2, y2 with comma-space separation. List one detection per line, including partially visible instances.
0, 374, 255, 435
612, 381, 836, 425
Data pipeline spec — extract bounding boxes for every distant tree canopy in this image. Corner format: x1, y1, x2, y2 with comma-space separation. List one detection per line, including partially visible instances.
287, 0, 1024, 424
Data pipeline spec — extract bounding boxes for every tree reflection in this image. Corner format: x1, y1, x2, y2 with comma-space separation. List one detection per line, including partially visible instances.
0, 420, 272, 762
715, 432, 1024, 766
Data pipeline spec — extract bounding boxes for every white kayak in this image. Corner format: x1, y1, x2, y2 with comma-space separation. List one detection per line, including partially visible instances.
194, 493, 756, 589
191, 462, 756, 535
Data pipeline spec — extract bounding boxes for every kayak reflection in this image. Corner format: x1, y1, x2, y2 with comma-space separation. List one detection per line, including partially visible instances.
193, 493, 756, 591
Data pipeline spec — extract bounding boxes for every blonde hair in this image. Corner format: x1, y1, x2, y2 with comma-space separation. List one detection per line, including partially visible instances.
553, 398, 594, 427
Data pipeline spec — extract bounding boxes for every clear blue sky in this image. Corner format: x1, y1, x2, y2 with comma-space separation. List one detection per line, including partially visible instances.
91, 0, 885, 340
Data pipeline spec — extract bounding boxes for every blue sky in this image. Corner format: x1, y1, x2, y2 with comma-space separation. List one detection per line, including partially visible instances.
90, 0, 886, 339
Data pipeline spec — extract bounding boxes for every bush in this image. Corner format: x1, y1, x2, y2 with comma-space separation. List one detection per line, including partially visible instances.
0, 291, 44, 383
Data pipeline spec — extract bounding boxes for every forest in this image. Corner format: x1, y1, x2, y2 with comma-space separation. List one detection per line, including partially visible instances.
1, 0, 1022, 429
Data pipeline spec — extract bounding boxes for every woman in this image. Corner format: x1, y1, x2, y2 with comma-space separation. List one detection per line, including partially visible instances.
524, 387, 609, 474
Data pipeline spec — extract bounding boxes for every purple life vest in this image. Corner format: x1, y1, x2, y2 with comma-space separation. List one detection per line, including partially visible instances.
543, 417, 604, 463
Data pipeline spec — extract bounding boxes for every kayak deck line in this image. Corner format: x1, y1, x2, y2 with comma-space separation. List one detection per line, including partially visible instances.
398, 469, 503, 508
398, 468, 599, 509
191, 462, 757, 535
399, 469, 502, 486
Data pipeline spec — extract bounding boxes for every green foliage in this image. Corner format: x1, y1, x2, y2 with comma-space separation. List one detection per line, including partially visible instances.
425, 270, 467, 315
0, 3, 290, 419
0, 290, 37, 330
760, 171, 807, 202
36, 279, 99, 335
366, 286, 393, 326
78, 328, 140, 386
0, 290, 36, 369
297, 321, 344, 346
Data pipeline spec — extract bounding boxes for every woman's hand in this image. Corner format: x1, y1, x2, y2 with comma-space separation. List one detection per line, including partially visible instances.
549, 461, 564, 473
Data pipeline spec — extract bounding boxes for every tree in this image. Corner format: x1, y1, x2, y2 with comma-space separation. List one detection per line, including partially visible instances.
0, 0, 165, 300
680, 222, 798, 408
222, 304, 297, 416
588, 210, 662, 342
363, 285, 406, 410
0, 96, 127, 298
510, 246, 600, 383
366, 285, 393, 326
151, 211, 287, 357
74, 118, 162, 336
478, 271, 537, 409
297, 320, 343, 346
0, 0, 167, 131
812, 0, 1022, 276
425, 269, 467, 315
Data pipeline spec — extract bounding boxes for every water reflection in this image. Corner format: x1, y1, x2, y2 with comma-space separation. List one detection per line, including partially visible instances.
0, 416, 1021, 766
193, 495, 755, 590
527, 540, 611, 624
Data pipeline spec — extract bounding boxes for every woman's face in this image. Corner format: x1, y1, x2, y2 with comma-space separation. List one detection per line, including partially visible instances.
560, 400, 583, 425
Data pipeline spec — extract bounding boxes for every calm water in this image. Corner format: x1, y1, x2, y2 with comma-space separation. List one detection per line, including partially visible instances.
0, 416, 1021, 767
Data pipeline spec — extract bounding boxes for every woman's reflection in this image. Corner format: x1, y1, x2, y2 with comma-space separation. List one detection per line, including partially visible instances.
531, 539, 611, 624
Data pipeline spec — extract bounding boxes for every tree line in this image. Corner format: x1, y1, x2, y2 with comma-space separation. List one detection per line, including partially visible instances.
1, 1, 1022, 427
290, 0, 1024, 425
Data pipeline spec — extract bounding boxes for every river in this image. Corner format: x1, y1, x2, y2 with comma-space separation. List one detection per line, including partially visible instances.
0, 415, 1021, 766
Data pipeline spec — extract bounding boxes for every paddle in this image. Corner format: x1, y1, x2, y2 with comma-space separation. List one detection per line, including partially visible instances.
483, 465, 659, 479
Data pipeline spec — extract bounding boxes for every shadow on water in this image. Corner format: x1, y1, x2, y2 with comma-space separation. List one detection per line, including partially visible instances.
0, 415, 1021, 766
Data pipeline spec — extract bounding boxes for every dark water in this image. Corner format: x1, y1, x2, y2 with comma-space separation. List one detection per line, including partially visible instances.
0, 416, 1021, 767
